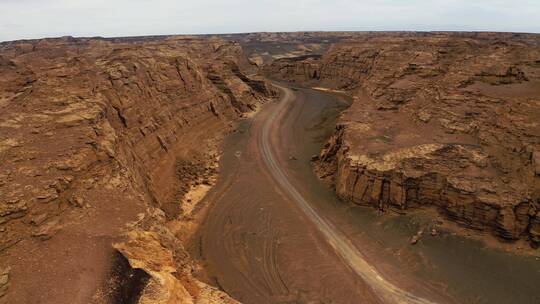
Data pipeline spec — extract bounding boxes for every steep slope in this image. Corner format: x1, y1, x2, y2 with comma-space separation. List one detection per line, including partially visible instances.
264, 33, 540, 248
0, 36, 272, 303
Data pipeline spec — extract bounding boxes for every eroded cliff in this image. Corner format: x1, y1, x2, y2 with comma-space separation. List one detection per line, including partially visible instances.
0, 36, 272, 303
264, 33, 540, 247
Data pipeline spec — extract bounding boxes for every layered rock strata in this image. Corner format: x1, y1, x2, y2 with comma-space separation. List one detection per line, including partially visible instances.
0, 36, 272, 303
265, 33, 540, 247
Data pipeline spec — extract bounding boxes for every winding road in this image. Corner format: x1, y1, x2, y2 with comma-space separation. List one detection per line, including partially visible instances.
261, 85, 436, 304
193, 83, 441, 303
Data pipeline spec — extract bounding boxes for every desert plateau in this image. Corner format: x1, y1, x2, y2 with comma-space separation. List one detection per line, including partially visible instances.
1, 22, 540, 304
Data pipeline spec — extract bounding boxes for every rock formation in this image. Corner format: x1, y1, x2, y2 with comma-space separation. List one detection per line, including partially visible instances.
113, 208, 239, 304
2, 30, 539, 303
264, 32, 540, 247
0, 35, 272, 303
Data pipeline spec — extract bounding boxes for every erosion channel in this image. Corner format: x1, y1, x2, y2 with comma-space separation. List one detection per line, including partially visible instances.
191, 82, 540, 304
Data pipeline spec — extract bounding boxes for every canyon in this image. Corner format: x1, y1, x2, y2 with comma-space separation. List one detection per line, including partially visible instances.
263, 32, 540, 248
0, 32, 539, 304
0, 35, 272, 303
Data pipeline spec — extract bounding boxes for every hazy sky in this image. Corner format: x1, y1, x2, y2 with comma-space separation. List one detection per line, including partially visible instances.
1, 0, 539, 41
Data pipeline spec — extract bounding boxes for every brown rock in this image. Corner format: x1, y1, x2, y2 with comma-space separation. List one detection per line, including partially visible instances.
68, 196, 84, 208
0, 200, 27, 224
533, 151, 540, 176
31, 218, 61, 240
268, 33, 540, 247
113, 208, 239, 304
410, 230, 424, 245
0, 267, 10, 299
0, 34, 274, 302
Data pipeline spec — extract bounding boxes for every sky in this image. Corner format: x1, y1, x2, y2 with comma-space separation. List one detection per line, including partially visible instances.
0, 0, 539, 42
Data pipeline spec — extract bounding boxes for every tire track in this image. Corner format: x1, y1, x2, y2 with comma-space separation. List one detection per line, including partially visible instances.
260, 84, 437, 304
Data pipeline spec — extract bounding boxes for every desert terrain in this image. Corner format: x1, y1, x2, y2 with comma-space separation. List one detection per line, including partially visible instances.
263, 32, 540, 248
0, 32, 539, 304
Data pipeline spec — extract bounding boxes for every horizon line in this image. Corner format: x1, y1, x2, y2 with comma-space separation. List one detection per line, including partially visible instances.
2, 29, 540, 44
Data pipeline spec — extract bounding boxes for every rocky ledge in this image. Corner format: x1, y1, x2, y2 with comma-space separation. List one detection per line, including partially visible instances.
265, 32, 540, 247
0, 35, 272, 303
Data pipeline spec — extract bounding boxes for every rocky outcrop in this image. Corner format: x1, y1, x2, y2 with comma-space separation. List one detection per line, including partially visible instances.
0, 36, 272, 302
113, 208, 239, 304
266, 33, 540, 247
0, 266, 9, 303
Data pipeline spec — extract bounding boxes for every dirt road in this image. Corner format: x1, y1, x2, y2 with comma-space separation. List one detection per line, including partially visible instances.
191, 82, 449, 303
261, 85, 436, 304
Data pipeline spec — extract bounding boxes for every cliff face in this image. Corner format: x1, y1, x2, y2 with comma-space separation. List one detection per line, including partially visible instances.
265, 33, 540, 247
0, 36, 272, 303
